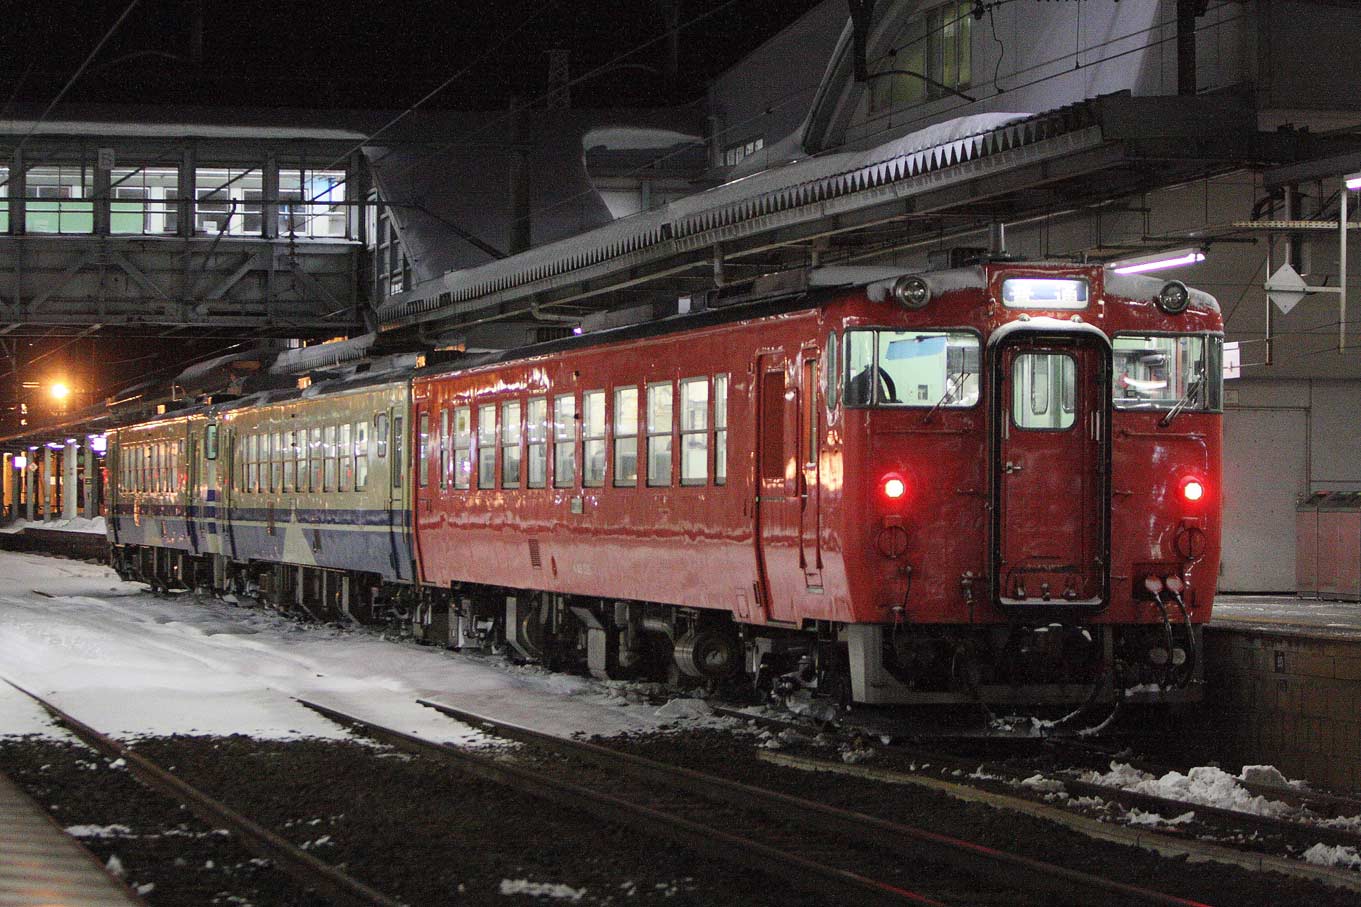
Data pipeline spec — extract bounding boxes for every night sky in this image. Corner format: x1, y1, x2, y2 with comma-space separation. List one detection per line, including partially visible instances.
2, 0, 824, 111
0, 0, 824, 430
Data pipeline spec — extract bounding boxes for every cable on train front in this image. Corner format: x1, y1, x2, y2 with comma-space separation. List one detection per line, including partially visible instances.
827, 259, 1222, 715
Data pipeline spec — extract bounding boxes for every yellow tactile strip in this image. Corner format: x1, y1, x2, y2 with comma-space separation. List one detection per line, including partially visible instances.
0, 770, 143, 906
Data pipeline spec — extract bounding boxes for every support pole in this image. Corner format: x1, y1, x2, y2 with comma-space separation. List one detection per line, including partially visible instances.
25, 450, 36, 521
42, 445, 53, 521
1341, 184, 1348, 354
63, 439, 78, 519
0, 453, 9, 521
83, 442, 96, 519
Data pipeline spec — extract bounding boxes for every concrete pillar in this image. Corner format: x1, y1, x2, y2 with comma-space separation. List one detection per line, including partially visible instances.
41, 445, 53, 521
83, 442, 96, 519
25, 450, 36, 521
63, 439, 78, 519
1, 453, 9, 521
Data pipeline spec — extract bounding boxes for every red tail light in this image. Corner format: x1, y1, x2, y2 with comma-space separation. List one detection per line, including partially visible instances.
882, 474, 907, 501
1180, 477, 1205, 503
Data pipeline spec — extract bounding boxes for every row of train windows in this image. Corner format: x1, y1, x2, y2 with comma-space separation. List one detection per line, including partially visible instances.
236, 414, 389, 496
119, 440, 186, 493
418, 376, 729, 491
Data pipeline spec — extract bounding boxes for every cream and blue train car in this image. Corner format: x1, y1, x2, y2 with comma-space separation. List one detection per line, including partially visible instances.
107, 412, 201, 585
215, 376, 415, 586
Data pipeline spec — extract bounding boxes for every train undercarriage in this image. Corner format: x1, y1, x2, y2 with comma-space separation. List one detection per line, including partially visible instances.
110, 543, 1202, 711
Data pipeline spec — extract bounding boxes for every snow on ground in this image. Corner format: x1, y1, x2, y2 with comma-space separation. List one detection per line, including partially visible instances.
1213, 594, 1361, 633
1083, 762, 1301, 819
0, 550, 722, 744
1, 515, 106, 535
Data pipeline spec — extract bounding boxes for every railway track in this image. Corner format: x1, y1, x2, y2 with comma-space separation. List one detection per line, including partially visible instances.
1, 679, 404, 907
293, 696, 1213, 907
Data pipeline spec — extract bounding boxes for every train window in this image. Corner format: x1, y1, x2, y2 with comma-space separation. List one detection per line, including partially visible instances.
271, 432, 283, 493
553, 394, 576, 488
417, 413, 430, 488
310, 426, 324, 493
284, 431, 296, 492
247, 435, 258, 493
714, 374, 728, 485
1112, 334, 1221, 413
339, 423, 354, 492
527, 397, 547, 488
375, 413, 389, 458
844, 330, 979, 408
438, 409, 449, 490
205, 424, 218, 460
1012, 352, 1076, 430
614, 387, 639, 487
355, 421, 369, 491
1001, 277, 1088, 310
647, 382, 674, 487
391, 416, 403, 488
825, 332, 839, 409
680, 378, 708, 485
477, 404, 497, 488
296, 430, 308, 492
501, 401, 522, 488
324, 425, 339, 492
452, 407, 471, 489
582, 391, 605, 487
803, 359, 818, 466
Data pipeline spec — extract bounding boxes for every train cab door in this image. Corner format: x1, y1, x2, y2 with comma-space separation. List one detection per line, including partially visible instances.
754, 352, 799, 623
798, 349, 823, 589
993, 334, 1109, 608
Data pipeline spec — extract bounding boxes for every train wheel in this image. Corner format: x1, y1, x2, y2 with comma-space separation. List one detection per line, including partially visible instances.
673, 626, 741, 681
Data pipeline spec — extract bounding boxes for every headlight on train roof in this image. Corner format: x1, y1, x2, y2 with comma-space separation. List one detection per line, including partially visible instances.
891, 275, 931, 309
1157, 280, 1190, 315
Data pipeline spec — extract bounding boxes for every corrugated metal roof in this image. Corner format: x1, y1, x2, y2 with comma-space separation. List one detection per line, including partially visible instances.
377, 98, 1106, 331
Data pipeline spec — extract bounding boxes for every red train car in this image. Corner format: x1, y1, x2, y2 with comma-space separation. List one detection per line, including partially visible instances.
411, 261, 1222, 707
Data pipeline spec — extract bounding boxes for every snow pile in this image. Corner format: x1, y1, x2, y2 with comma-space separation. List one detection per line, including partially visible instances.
65, 824, 133, 838
1, 516, 106, 535
654, 698, 711, 720
1020, 774, 1066, 793
1125, 808, 1196, 828
1303, 843, 1361, 870
498, 879, 586, 900
1240, 764, 1308, 790
1082, 762, 1296, 820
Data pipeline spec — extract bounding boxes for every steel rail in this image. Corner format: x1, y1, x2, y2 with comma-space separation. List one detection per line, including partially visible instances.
295, 698, 945, 907
2, 679, 403, 907
414, 699, 1210, 907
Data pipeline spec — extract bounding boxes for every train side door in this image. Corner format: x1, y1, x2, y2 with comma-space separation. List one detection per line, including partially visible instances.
108, 437, 122, 544
798, 349, 823, 589
387, 404, 408, 581
994, 335, 1109, 607
187, 430, 201, 554
754, 352, 799, 623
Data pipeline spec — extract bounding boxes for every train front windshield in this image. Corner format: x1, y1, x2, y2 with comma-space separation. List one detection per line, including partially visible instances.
843, 329, 981, 407
1112, 334, 1223, 412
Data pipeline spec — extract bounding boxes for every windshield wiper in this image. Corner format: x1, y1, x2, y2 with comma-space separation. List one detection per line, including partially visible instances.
920, 370, 970, 424
1159, 371, 1205, 427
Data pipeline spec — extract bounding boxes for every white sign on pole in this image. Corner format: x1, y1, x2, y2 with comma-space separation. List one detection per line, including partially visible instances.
1266, 262, 1308, 314
1222, 341, 1241, 380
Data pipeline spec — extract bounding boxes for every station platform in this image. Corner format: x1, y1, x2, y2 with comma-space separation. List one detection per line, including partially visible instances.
0, 769, 143, 906
1212, 594, 1361, 637
1202, 594, 1361, 794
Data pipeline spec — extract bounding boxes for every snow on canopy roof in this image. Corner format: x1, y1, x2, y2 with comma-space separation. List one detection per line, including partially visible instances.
582, 126, 703, 151
379, 107, 1067, 328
